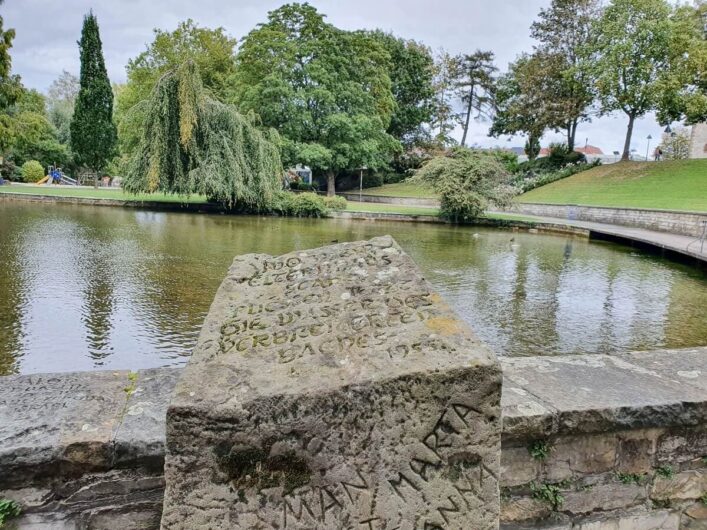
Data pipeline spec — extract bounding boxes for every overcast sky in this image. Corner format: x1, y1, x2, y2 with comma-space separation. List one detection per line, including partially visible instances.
3, 0, 670, 155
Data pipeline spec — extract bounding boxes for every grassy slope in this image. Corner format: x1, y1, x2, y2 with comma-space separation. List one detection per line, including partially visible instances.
0, 185, 207, 203
518, 160, 707, 212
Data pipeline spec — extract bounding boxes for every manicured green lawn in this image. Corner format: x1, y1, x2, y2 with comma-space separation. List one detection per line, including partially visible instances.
358, 181, 438, 199
0, 185, 208, 203
518, 160, 707, 212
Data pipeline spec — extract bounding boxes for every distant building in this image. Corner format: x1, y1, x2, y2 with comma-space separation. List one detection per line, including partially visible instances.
689, 123, 707, 159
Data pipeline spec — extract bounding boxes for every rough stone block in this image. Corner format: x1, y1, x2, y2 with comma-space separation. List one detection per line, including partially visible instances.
501, 354, 707, 437
112, 367, 181, 467
0, 370, 130, 487
561, 482, 646, 515
651, 470, 707, 501
544, 433, 617, 482
574, 510, 680, 530
616, 429, 660, 474
161, 236, 502, 529
500, 445, 541, 487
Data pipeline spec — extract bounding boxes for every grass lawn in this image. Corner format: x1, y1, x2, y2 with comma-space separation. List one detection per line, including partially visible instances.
518, 160, 707, 212
0, 184, 208, 203
358, 181, 438, 199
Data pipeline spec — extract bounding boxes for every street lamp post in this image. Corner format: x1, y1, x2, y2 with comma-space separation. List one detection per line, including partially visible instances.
646, 134, 653, 161
359, 167, 368, 202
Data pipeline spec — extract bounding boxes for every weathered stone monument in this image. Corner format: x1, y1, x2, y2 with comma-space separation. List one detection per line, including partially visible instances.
161, 236, 502, 529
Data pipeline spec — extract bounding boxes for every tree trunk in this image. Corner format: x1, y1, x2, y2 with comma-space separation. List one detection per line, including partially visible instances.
621, 113, 635, 161
326, 170, 336, 197
460, 83, 475, 147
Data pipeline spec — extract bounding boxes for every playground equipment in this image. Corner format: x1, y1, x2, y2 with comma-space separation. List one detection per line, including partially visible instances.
37, 166, 78, 186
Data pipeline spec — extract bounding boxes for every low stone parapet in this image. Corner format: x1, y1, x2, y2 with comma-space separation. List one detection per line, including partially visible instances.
0, 368, 180, 529
2, 347, 705, 528
500, 348, 707, 529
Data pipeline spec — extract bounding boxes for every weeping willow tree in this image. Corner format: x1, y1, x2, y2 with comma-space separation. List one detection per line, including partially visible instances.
122, 61, 282, 210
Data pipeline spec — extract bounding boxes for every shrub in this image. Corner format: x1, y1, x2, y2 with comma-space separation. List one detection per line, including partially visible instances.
20, 160, 45, 183
272, 192, 329, 218
383, 172, 407, 184
516, 143, 587, 175
512, 160, 600, 194
414, 147, 512, 221
289, 180, 317, 192
362, 173, 384, 189
323, 196, 347, 212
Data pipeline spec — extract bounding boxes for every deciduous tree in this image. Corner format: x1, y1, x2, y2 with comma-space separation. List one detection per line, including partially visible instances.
657, 0, 707, 125
232, 3, 399, 196
530, 0, 599, 149
123, 61, 282, 210
489, 54, 555, 160
430, 50, 460, 146
414, 147, 513, 221
590, 0, 675, 161
366, 30, 436, 148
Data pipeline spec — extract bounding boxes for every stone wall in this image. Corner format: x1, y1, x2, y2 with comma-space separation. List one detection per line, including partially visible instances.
337, 192, 440, 207
500, 349, 707, 529
2, 348, 705, 529
0, 368, 180, 529
690, 123, 707, 159
515, 203, 707, 237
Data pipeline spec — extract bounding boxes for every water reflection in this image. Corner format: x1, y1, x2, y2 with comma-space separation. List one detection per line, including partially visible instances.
1, 201, 705, 375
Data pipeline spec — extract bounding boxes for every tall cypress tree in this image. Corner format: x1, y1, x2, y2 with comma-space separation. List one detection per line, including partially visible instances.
70, 11, 116, 184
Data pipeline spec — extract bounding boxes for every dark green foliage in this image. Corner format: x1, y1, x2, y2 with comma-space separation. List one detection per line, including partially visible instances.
513, 161, 600, 193
232, 3, 400, 195
383, 172, 407, 184
0, 498, 21, 527
616, 472, 643, 485
271, 192, 329, 217
528, 440, 550, 460
288, 180, 316, 192
366, 30, 436, 147
517, 143, 587, 176
530, 482, 565, 510
0, 11, 21, 112
655, 465, 674, 478
70, 12, 117, 173
123, 61, 282, 210
414, 147, 513, 221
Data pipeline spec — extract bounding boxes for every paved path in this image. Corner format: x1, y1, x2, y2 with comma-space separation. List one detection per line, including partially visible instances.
504, 211, 707, 264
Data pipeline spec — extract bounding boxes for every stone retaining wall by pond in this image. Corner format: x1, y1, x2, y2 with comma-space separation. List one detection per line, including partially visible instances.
337, 192, 440, 207
515, 203, 707, 238
1, 348, 705, 529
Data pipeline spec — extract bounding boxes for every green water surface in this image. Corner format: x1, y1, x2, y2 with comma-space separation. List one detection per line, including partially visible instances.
1, 201, 705, 375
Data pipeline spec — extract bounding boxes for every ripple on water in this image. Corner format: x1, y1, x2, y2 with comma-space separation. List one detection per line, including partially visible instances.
1, 202, 706, 375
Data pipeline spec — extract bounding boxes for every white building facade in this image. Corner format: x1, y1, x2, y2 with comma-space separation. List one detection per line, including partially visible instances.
690, 122, 707, 159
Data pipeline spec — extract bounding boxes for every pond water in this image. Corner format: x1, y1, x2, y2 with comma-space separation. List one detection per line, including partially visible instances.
1, 200, 706, 375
